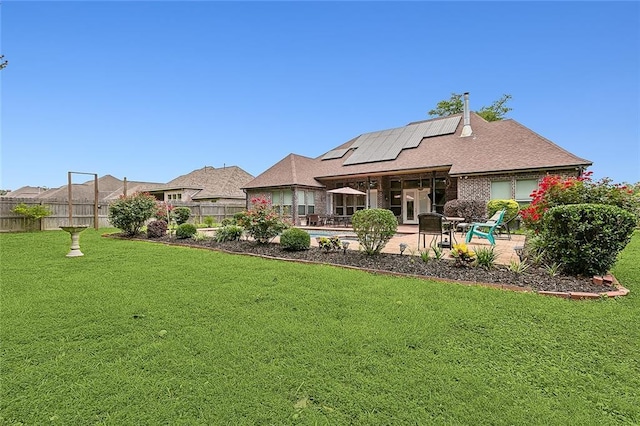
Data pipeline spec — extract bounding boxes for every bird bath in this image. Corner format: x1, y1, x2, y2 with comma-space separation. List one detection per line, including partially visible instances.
60, 225, 89, 257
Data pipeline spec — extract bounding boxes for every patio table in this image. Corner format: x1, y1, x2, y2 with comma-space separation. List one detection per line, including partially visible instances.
445, 217, 465, 241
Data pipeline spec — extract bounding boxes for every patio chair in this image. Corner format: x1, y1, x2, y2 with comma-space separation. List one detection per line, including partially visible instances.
495, 212, 520, 240
418, 213, 453, 249
465, 209, 506, 245
307, 214, 321, 226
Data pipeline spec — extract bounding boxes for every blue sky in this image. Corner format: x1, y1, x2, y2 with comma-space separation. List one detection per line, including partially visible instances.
1, 1, 638, 191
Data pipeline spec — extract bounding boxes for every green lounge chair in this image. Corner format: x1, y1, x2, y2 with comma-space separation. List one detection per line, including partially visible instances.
465, 209, 506, 245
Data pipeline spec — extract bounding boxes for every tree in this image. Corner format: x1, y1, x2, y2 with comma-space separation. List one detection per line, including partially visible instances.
428, 93, 464, 118
11, 203, 52, 231
0, 55, 7, 71
108, 192, 158, 236
428, 93, 512, 122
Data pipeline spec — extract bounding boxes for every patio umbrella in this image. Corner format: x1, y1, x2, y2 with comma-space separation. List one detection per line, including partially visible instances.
326, 187, 366, 195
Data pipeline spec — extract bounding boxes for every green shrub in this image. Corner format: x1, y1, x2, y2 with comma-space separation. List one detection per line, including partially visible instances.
108, 192, 158, 236
541, 204, 637, 276
222, 211, 245, 226
203, 216, 215, 227
215, 225, 244, 242
11, 203, 52, 231
235, 197, 289, 244
173, 206, 191, 225
351, 208, 398, 255
443, 199, 486, 221
146, 220, 167, 238
279, 227, 311, 251
474, 246, 498, 270
175, 223, 197, 239
487, 199, 519, 222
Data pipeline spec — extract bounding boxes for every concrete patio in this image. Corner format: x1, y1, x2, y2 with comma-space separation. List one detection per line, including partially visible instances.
301, 224, 526, 265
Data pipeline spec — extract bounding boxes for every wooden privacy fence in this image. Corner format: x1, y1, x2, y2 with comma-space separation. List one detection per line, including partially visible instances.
0, 198, 245, 232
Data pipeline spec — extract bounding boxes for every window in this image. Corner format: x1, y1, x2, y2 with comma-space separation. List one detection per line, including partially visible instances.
515, 179, 539, 202
307, 191, 315, 214
389, 180, 402, 217
271, 189, 292, 216
297, 190, 315, 215
298, 192, 306, 215
331, 186, 365, 215
283, 190, 292, 215
491, 181, 511, 199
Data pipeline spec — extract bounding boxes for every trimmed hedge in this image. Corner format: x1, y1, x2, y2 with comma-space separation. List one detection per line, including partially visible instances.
541, 203, 637, 276
173, 206, 191, 225
175, 223, 197, 239
487, 199, 520, 222
280, 227, 311, 251
351, 208, 398, 255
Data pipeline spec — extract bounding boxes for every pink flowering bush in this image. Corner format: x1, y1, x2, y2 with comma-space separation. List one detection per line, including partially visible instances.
235, 197, 289, 244
155, 202, 174, 223
519, 171, 639, 276
108, 192, 157, 236
521, 171, 639, 233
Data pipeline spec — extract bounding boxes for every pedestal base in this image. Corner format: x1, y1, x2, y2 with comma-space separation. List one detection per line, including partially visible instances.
60, 225, 89, 258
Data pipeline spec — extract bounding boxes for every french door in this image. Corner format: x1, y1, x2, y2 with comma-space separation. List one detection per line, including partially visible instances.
402, 189, 431, 224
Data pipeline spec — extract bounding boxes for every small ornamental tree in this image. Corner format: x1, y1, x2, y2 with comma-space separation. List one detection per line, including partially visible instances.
235, 197, 289, 244
108, 192, 157, 236
351, 208, 398, 255
11, 203, 52, 231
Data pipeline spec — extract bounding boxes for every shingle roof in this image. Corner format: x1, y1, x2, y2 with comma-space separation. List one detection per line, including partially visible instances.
145, 166, 254, 199
1, 186, 49, 198
243, 154, 325, 190
30, 175, 161, 201
245, 112, 592, 188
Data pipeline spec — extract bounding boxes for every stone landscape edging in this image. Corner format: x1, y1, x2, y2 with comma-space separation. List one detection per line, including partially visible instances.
112, 235, 629, 300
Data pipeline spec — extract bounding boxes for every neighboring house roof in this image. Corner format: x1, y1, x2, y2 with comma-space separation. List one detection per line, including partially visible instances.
144, 166, 254, 200
244, 112, 592, 189
29, 175, 161, 202
0, 186, 49, 198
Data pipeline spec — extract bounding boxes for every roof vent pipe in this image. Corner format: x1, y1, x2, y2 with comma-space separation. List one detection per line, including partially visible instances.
461, 92, 473, 137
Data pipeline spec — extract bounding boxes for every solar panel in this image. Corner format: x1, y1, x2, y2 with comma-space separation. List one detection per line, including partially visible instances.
343, 116, 462, 165
321, 148, 350, 160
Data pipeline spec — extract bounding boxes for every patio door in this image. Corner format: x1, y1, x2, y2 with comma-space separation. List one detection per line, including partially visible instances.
368, 189, 378, 209
402, 189, 431, 224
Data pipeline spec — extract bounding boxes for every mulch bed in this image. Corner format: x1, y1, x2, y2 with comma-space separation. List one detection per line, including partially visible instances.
112, 233, 618, 295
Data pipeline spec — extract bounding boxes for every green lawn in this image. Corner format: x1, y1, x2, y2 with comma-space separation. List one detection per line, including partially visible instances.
1, 229, 638, 425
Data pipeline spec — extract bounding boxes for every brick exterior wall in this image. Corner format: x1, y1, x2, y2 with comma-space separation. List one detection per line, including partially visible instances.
246, 169, 581, 225
456, 169, 582, 202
